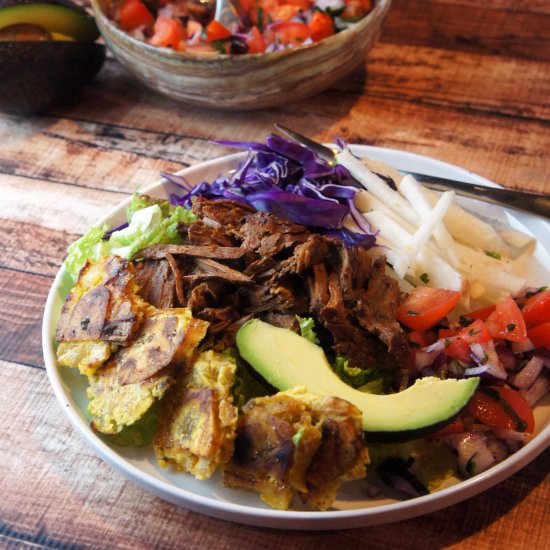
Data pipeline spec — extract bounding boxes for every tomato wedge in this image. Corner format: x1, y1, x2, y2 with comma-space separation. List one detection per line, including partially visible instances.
118, 0, 154, 31
459, 319, 492, 344
397, 287, 461, 331
308, 10, 335, 42
431, 417, 465, 437
527, 322, 550, 349
272, 21, 310, 47
466, 304, 496, 321
466, 386, 534, 433
521, 288, 550, 327
444, 337, 471, 363
205, 20, 232, 43
485, 296, 527, 342
150, 16, 185, 50
245, 25, 267, 53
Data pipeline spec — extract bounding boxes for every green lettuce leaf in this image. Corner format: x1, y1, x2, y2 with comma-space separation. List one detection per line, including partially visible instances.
65, 195, 196, 279
297, 316, 320, 345
65, 224, 109, 277
333, 355, 386, 392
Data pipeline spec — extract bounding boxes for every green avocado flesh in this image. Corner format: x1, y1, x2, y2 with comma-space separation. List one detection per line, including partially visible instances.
0, 2, 99, 42
236, 319, 479, 438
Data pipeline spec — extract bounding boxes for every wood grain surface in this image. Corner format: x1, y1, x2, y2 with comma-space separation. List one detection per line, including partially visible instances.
1, 0, 549, 548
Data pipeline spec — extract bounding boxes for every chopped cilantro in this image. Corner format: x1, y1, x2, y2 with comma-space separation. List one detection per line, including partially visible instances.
485, 250, 501, 260
507, 323, 516, 331
211, 40, 227, 54
526, 286, 547, 298
419, 273, 430, 283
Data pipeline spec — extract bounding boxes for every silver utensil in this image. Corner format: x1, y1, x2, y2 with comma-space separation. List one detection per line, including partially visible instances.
274, 123, 550, 219
213, 0, 244, 28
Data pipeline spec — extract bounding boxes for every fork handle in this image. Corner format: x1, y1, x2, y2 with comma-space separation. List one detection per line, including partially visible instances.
404, 172, 550, 219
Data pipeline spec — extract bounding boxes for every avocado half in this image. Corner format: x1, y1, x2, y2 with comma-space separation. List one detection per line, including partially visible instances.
236, 319, 480, 442
0, 0, 99, 41
0, 0, 105, 115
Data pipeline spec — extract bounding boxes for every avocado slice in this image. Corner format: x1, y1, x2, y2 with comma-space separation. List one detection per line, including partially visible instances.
0, 40, 105, 115
236, 319, 479, 441
0, 0, 99, 42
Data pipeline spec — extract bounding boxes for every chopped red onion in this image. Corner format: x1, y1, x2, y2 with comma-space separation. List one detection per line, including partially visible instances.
512, 338, 535, 353
492, 428, 531, 443
533, 352, 550, 369
446, 431, 495, 477
519, 374, 550, 406
415, 349, 442, 371
495, 344, 517, 371
512, 356, 544, 389
465, 341, 507, 380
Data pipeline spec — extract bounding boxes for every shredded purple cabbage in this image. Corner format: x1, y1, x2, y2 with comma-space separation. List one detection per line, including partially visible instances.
166, 134, 376, 248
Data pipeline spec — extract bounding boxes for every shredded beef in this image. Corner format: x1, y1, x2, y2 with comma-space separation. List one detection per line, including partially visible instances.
134, 259, 176, 309
136, 198, 409, 370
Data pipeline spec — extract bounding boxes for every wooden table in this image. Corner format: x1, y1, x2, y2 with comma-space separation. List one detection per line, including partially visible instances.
1, 0, 549, 547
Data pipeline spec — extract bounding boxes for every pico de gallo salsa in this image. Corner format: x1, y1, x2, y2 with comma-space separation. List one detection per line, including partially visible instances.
108, 0, 373, 54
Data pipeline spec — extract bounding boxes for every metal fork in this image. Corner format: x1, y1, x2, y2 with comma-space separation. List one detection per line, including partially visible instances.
274, 124, 550, 219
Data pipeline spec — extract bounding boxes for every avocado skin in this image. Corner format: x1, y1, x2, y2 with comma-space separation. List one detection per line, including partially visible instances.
0, 1, 99, 42
0, 41, 105, 115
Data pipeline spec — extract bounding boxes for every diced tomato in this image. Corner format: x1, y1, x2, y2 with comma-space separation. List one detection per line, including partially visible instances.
444, 337, 472, 363
466, 304, 496, 321
527, 322, 550, 349
466, 386, 535, 433
521, 289, 550, 327
238, 0, 255, 11
245, 25, 267, 53
308, 10, 335, 42
459, 319, 492, 344
284, 0, 314, 8
438, 328, 459, 339
341, 0, 371, 20
270, 4, 301, 21
408, 330, 431, 348
431, 417, 465, 437
397, 287, 462, 332
272, 21, 310, 47
485, 296, 527, 342
150, 16, 185, 50
205, 20, 232, 43
118, 0, 154, 31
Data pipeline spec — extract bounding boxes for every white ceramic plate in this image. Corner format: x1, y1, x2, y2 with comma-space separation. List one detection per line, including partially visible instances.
42, 146, 550, 530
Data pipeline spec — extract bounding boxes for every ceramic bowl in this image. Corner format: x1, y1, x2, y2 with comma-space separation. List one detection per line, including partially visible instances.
90, 0, 391, 109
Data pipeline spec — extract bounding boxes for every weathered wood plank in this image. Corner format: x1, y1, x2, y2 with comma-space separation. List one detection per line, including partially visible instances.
381, 0, 550, 62
0, 219, 75, 277
1, 360, 548, 549
363, 44, 550, 121
0, 270, 50, 368
0, 174, 126, 236
0, 114, 184, 191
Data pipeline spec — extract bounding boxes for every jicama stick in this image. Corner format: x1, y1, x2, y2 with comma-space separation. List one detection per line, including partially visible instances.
393, 190, 455, 278
364, 211, 463, 291
421, 185, 511, 256
337, 148, 419, 226
398, 175, 462, 268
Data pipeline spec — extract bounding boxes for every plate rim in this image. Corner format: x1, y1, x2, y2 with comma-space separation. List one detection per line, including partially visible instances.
42, 145, 550, 529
